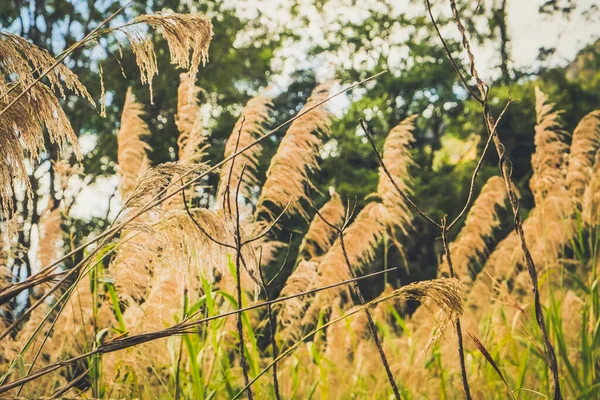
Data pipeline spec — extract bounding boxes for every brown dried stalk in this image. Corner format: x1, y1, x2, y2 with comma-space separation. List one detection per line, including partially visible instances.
231, 163, 254, 399
466, 330, 517, 400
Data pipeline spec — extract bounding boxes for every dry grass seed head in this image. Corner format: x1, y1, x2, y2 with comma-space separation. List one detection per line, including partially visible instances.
0, 83, 82, 216
217, 94, 273, 211
117, 88, 151, 199
439, 176, 508, 283
132, 13, 213, 78
176, 72, 208, 164
530, 87, 569, 203
119, 13, 213, 102
297, 190, 345, 260
37, 207, 62, 271
275, 258, 319, 342
0, 32, 93, 103
376, 114, 417, 234
582, 152, 600, 225
122, 161, 204, 213
256, 83, 332, 222
566, 110, 600, 199
298, 202, 388, 331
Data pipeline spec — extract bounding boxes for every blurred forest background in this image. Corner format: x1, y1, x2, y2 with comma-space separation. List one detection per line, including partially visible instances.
1, 0, 599, 299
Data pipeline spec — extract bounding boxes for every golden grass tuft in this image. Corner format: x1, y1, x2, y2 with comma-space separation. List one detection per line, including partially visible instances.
297, 189, 345, 260
438, 176, 508, 283
176, 73, 207, 164
117, 88, 151, 200
256, 83, 332, 222
275, 258, 319, 341
297, 202, 389, 332
0, 84, 82, 216
120, 13, 213, 102
377, 114, 417, 234
217, 94, 272, 213
567, 110, 600, 200
530, 86, 569, 203
583, 152, 600, 225
0, 33, 93, 103
132, 13, 213, 79
37, 207, 62, 271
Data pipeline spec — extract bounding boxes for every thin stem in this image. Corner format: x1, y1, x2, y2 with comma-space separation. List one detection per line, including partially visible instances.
441, 216, 472, 400
447, 99, 516, 230
223, 117, 245, 216
424, 0, 484, 104
258, 253, 281, 400
233, 163, 253, 400
360, 119, 441, 229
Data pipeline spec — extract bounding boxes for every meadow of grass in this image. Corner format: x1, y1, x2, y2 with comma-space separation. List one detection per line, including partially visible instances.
0, 4, 599, 400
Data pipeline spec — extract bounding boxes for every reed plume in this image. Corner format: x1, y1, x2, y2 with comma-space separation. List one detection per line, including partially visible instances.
132, 13, 213, 80
296, 202, 389, 333
256, 83, 332, 222
438, 176, 508, 284
163, 74, 208, 210
117, 88, 151, 200
176, 73, 207, 164
567, 110, 600, 201
217, 94, 272, 213
0, 32, 95, 217
377, 114, 417, 235
290, 117, 417, 334
37, 207, 62, 272
120, 13, 213, 101
275, 259, 319, 341
0, 84, 82, 217
583, 152, 600, 225
530, 87, 569, 203
297, 189, 345, 261
0, 33, 93, 103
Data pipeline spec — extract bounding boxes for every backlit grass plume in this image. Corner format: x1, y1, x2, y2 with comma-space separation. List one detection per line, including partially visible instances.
117, 88, 151, 200
297, 202, 390, 333
0, 11, 214, 218
176, 73, 207, 165
119, 13, 213, 102
217, 94, 272, 214
0, 32, 93, 102
566, 110, 600, 200
583, 152, 600, 225
255, 83, 332, 222
275, 259, 319, 341
0, 83, 84, 216
297, 189, 345, 261
37, 206, 62, 271
438, 176, 508, 284
530, 87, 569, 203
377, 114, 417, 235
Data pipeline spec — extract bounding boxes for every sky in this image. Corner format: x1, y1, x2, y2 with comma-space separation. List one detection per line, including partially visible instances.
67, 0, 600, 220
506, 0, 598, 70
